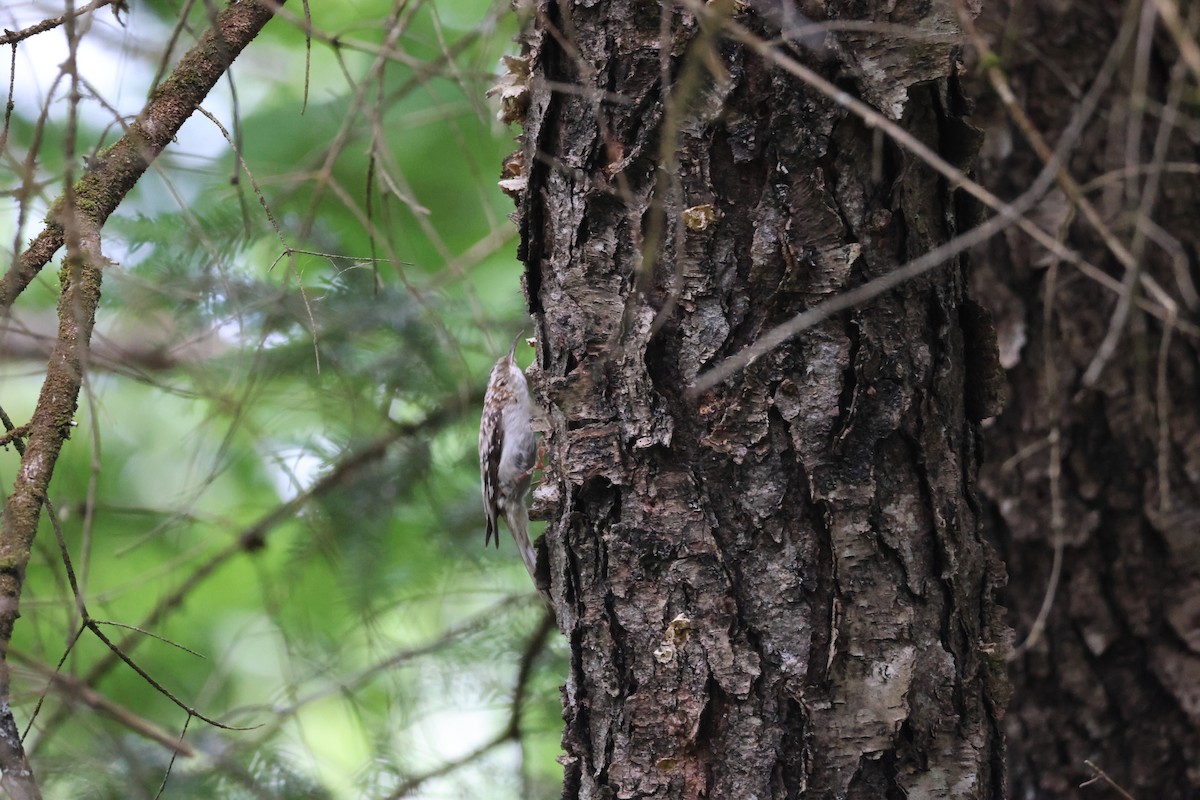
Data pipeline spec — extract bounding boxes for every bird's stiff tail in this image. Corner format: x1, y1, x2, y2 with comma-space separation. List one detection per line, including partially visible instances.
505, 502, 538, 589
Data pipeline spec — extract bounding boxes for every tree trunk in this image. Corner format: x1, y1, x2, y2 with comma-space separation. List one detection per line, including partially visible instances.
969, 1, 1200, 797
513, 2, 1007, 797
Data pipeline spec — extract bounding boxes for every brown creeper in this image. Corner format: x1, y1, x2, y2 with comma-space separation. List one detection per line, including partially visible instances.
479, 334, 538, 586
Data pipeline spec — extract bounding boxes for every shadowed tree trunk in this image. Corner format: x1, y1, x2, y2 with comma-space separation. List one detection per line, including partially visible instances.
969, 1, 1200, 797
511, 1, 1008, 797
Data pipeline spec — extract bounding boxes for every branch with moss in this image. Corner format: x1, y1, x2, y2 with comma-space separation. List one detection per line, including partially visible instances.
0, 217, 104, 800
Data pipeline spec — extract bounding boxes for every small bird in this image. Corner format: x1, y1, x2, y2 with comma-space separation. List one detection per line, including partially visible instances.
479, 333, 538, 586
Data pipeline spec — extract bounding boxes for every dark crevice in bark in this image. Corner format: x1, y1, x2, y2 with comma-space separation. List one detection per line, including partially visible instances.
832, 316, 861, 445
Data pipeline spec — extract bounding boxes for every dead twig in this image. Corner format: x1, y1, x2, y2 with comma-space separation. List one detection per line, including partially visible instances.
0, 0, 124, 47
1081, 759, 1138, 800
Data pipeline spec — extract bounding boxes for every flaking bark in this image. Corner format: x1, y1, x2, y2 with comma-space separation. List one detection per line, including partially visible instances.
514, 2, 1007, 797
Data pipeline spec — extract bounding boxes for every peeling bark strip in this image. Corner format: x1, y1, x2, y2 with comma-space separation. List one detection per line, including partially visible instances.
0, 3, 286, 796
515, 2, 1007, 797
0, 0, 288, 311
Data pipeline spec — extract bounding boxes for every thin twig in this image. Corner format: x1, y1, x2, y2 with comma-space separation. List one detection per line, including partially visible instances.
11, 650, 195, 758
1081, 759, 1138, 800
153, 715, 193, 799
0, 0, 123, 46
84, 623, 256, 731
1155, 316, 1176, 518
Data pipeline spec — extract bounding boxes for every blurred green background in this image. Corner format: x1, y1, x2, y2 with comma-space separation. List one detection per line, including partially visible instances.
0, 1, 563, 797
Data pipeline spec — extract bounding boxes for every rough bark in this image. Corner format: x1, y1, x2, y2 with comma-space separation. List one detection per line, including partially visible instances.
969, 1, 1200, 797
514, 2, 1007, 797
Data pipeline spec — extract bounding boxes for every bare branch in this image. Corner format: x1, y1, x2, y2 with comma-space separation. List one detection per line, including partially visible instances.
0, 214, 105, 800
1081, 759, 1139, 800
